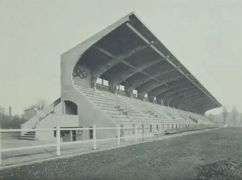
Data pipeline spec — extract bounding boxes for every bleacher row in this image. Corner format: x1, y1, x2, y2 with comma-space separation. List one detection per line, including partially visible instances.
76, 85, 215, 134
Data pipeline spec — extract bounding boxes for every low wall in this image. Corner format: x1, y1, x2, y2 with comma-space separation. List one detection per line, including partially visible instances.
36, 114, 79, 141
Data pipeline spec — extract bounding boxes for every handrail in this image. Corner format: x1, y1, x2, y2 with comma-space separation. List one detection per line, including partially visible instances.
21, 98, 61, 130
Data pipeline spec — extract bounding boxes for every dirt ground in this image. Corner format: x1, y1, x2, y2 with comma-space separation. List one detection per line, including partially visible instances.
0, 127, 241, 180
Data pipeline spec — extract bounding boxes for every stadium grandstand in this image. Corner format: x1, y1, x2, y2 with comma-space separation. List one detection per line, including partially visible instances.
19, 12, 221, 141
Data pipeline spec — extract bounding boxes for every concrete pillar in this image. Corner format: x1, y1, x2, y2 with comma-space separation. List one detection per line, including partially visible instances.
70, 130, 73, 141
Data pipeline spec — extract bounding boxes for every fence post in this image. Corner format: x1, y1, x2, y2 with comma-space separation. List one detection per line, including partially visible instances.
135, 125, 138, 143
70, 130, 73, 142
117, 125, 120, 145
0, 126, 1, 166
56, 124, 60, 156
142, 123, 144, 141
93, 124, 97, 150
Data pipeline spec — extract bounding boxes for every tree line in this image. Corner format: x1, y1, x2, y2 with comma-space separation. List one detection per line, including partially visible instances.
207, 106, 242, 126
0, 99, 48, 129
0, 112, 27, 129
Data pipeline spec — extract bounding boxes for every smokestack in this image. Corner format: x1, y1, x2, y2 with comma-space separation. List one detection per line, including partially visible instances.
9, 106, 12, 117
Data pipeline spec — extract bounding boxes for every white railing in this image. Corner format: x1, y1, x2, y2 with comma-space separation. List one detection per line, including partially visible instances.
0, 123, 217, 166
0, 124, 140, 166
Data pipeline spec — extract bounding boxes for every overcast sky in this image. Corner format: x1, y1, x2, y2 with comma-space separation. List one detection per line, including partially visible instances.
0, 0, 241, 115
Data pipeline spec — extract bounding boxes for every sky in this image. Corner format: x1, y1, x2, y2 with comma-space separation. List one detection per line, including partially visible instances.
0, 0, 242, 115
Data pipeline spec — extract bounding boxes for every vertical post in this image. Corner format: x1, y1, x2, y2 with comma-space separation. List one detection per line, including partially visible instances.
93, 124, 97, 150
135, 125, 138, 143
117, 125, 120, 145
142, 123, 144, 141
0, 126, 1, 166
70, 130, 73, 142
56, 124, 60, 156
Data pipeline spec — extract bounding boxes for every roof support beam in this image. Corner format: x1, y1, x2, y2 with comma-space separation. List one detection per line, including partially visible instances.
176, 96, 208, 109
125, 68, 176, 96
168, 91, 202, 105
91, 44, 151, 89
163, 87, 198, 101
112, 58, 163, 89
148, 86, 169, 102
126, 22, 220, 107
148, 82, 192, 101
193, 103, 209, 109
93, 45, 176, 95
137, 75, 183, 100
164, 88, 199, 102
183, 99, 210, 110
156, 84, 191, 101
174, 94, 206, 105
171, 93, 196, 103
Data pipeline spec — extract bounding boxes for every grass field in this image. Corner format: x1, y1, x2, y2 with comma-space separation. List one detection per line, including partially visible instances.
0, 127, 241, 180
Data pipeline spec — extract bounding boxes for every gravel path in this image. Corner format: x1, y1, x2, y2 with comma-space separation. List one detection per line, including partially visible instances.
0, 127, 241, 180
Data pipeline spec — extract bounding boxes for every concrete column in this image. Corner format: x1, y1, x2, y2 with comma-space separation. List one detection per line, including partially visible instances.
70, 130, 73, 141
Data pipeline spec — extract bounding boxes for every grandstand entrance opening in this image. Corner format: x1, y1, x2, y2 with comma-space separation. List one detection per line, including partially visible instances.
89, 127, 93, 139
55, 127, 78, 142
72, 130, 77, 141
64, 100, 78, 115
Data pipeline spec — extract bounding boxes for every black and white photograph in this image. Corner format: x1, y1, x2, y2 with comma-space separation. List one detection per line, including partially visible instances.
0, 0, 242, 179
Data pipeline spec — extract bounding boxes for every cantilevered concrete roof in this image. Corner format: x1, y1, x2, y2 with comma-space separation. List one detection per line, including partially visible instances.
77, 12, 222, 114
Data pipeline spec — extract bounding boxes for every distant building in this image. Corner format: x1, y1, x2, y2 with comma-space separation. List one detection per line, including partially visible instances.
23, 108, 38, 120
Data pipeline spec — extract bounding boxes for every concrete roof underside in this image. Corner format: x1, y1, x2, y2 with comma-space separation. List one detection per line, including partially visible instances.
77, 13, 222, 114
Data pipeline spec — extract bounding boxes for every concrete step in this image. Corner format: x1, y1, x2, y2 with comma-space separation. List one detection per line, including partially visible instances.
17, 137, 37, 140
21, 135, 35, 138
25, 132, 35, 135
26, 131, 35, 134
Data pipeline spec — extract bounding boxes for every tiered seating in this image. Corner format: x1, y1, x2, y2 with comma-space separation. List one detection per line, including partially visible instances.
76, 85, 134, 126
122, 97, 162, 123
146, 102, 173, 121
76, 85, 215, 136
187, 112, 214, 124
77, 85, 164, 127
162, 106, 192, 123
147, 103, 194, 125
101, 91, 148, 124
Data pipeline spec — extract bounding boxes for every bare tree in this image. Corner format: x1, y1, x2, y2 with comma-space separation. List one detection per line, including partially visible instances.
30, 99, 48, 111
222, 106, 228, 124
232, 106, 237, 126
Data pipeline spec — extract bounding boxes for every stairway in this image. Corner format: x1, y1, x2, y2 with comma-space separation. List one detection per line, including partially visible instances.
18, 131, 37, 140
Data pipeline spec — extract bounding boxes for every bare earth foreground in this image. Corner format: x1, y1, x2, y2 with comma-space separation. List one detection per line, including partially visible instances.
0, 127, 242, 180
